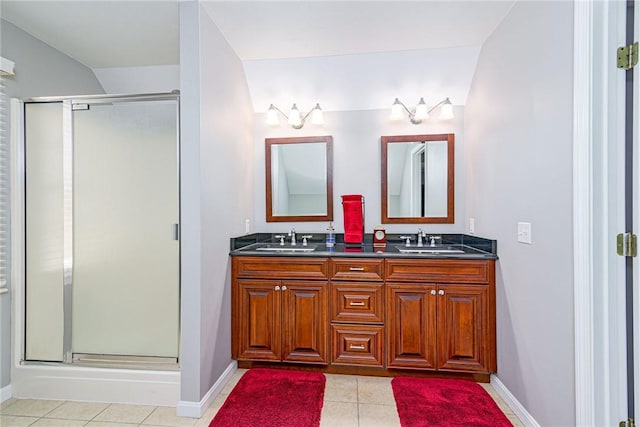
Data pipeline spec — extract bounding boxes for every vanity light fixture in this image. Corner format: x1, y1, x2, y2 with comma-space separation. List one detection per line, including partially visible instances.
266, 103, 324, 129
391, 97, 454, 124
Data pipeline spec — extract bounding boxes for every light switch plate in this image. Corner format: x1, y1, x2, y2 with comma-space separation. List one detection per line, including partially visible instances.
517, 222, 532, 244
245, 219, 251, 234
469, 218, 475, 234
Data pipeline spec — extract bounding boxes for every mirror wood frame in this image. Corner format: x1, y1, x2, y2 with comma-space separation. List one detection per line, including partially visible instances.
381, 133, 454, 224
265, 135, 334, 222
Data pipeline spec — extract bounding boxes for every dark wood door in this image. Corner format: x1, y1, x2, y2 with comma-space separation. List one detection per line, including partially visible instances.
386, 283, 437, 369
281, 281, 329, 364
437, 284, 488, 372
236, 279, 281, 361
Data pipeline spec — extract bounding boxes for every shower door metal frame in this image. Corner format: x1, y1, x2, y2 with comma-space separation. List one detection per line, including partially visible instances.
22, 92, 181, 370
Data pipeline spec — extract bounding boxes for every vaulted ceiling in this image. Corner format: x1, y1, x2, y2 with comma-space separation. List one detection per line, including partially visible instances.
1, 1, 515, 111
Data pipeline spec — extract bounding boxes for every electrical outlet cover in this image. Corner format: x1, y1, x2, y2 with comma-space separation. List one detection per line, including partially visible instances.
517, 222, 532, 244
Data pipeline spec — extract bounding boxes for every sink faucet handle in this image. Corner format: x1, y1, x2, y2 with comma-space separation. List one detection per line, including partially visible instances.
274, 234, 286, 245
301, 235, 313, 246
428, 236, 442, 247
399, 235, 413, 247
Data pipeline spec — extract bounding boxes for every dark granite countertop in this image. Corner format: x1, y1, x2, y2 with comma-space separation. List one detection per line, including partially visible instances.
230, 233, 498, 260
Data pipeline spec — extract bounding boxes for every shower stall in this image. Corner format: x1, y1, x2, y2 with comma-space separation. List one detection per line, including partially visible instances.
14, 92, 180, 385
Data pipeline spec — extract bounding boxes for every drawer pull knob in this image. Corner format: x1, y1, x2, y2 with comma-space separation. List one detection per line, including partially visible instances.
438, 289, 445, 296
430, 290, 436, 295
349, 301, 366, 306
282, 285, 287, 291
275, 286, 280, 291
349, 344, 365, 350
349, 267, 365, 271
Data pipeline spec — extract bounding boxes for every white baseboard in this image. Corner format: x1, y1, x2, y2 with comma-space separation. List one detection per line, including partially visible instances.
176, 360, 237, 418
1, 384, 12, 402
491, 374, 540, 427
12, 364, 179, 406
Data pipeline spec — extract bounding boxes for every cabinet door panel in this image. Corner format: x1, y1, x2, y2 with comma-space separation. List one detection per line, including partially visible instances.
387, 284, 437, 369
236, 280, 281, 361
282, 281, 328, 364
437, 285, 488, 372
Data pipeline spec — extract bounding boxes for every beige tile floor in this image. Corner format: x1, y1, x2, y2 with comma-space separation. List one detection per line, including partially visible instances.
0, 370, 524, 427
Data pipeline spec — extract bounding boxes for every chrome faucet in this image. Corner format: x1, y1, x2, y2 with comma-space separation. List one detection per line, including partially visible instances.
274, 234, 286, 246
288, 228, 297, 246
417, 229, 426, 247
399, 235, 413, 247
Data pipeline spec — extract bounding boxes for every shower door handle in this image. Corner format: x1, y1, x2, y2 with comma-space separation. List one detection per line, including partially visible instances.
172, 224, 180, 241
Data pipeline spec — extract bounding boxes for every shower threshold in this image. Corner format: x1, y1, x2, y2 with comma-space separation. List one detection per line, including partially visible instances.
71, 353, 179, 371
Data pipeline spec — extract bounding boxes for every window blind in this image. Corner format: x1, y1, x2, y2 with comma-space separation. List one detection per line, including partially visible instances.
0, 77, 9, 294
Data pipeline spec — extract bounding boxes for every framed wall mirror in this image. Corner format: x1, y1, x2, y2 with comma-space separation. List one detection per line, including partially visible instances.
266, 135, 333, 222
381, 134, 454, 224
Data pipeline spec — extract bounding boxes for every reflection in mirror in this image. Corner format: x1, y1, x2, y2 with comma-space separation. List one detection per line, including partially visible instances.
266, 136, 333, 222
381, 134, 454, 224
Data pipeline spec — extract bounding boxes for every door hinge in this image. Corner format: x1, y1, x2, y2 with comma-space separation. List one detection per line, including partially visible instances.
617, 232, 637, 257
617, 42, 638, 70
619, 418, 636, 427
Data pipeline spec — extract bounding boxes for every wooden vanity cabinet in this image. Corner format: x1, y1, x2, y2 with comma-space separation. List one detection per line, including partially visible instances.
329, 258, 385, 367
232, 255, 496, 376
385, 259, 496, 373
232, 257, 329, 364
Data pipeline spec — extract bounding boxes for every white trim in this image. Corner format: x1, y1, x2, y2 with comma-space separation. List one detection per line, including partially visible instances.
0, 57, 15, 76
11, 364, 179, 406
573, 1, 596, 426
176, 360, 237, 418
490, 375, 539, 427
634, 0, 640, 418
0, 384, 12, 402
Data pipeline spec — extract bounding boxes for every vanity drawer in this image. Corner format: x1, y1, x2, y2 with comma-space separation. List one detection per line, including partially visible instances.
385, 259, 491, 284
330, 259, 384, 281
331, 282, 384, 323
233, 257, 329, 280
331, 324, 384, 367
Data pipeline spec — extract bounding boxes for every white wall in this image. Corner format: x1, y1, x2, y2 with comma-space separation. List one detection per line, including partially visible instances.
93, 65, 179, 94
253, 107, 465, 235
0, 18, 105, 392
179, 1, 254, 406
464, 2, 574, 425
243, 47, 480, 112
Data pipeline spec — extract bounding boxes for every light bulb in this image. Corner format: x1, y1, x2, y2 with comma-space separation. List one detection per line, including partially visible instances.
266, 105, 280, 126
391, 98, 404, 120
414, 98, 428, 121
288, 104, 302, 127
311, 104, 324, 125
439, 101, 454, 120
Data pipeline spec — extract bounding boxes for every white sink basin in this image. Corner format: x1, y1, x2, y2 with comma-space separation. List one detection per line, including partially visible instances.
254, 244, 317, 253
396, 245, 465, 254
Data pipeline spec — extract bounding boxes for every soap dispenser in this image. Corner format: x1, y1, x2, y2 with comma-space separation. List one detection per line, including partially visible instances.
325, 222, 336, 248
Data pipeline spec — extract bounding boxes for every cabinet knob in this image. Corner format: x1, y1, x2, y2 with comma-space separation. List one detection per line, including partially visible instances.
438, 289, 445, 296
282, 285, 287, 291
275, 286, 280, 291
430, 290, 436, 295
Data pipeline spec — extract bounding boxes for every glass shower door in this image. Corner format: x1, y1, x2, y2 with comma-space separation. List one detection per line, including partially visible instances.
71, 99, 179, 360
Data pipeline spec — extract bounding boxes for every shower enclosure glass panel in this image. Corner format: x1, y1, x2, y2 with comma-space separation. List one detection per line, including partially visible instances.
72, 100, 179, 358
25, 103, 65, 361
24, 95, 179, 364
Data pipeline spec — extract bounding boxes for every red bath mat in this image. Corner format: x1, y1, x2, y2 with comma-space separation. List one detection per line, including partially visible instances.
391, 377, 512, 427
209, 368, 326, 427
